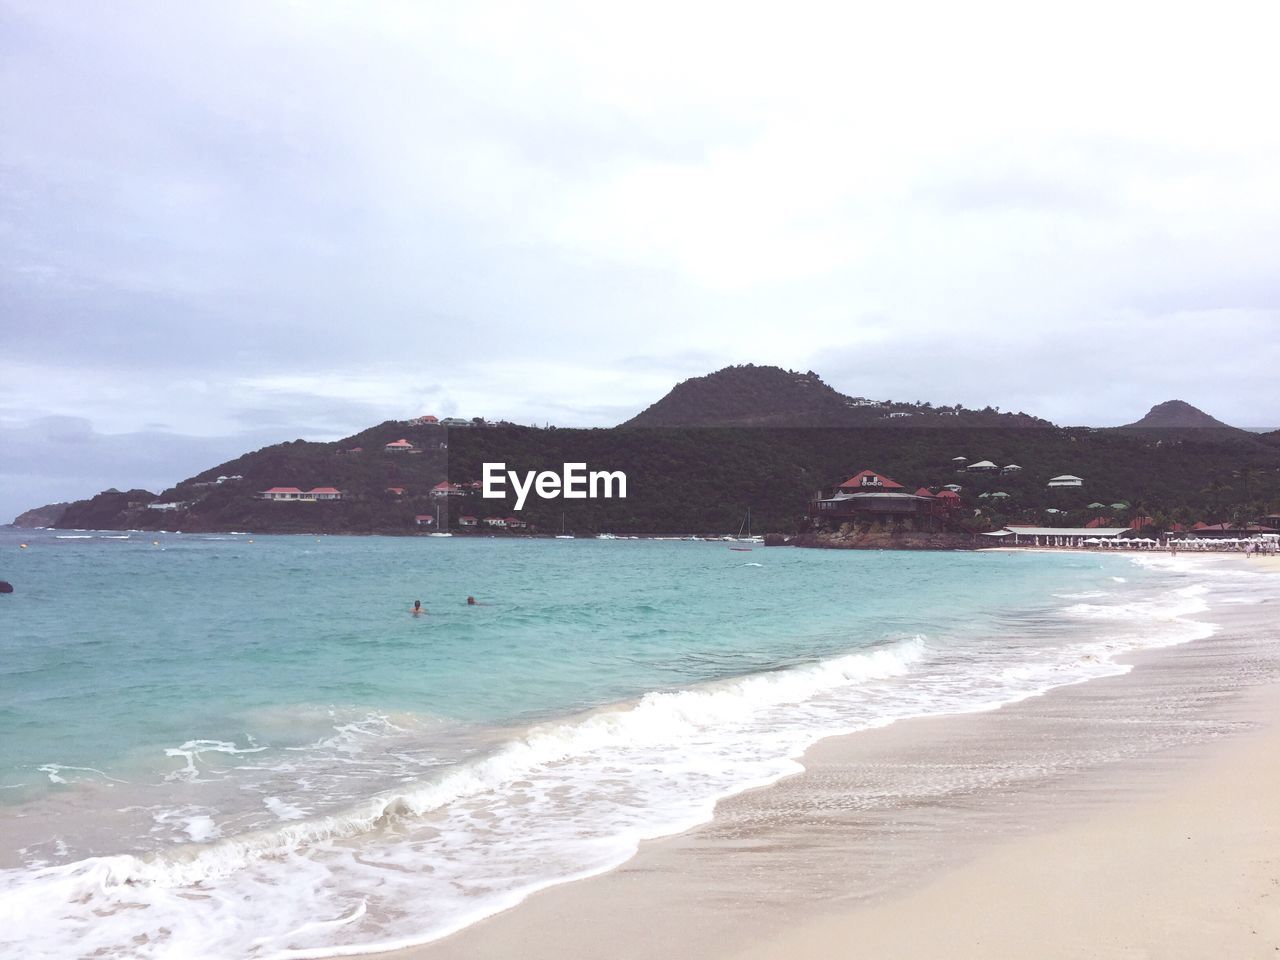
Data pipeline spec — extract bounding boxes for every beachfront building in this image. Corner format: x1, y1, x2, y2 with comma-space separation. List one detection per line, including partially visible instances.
808, 469, 959, 529
1183, 522, 1279, 538
505, 517, 526, 529
458, 515, 478, 527
483, 516, 507, 528
414, 514, 435, 527
384, 439, 414, 453
966, 460, 998, 472
1047, 474, 1084, 488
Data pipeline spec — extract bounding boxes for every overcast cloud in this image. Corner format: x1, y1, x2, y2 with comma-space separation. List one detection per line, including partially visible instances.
3, 1, 1279, 520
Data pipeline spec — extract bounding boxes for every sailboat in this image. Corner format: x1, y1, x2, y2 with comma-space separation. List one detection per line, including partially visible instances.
555, 513, 574, 539
729, 507, 760, 549
428, 502, 452, 536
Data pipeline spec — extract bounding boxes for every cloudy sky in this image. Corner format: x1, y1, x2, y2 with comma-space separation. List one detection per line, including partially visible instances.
3, 1, 1279, 519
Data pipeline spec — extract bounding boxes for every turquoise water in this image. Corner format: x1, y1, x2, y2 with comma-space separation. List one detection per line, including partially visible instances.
0, 528, 1221, 958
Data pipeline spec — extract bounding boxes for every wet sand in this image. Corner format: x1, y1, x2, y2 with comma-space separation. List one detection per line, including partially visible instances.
380, 559, 1280, 960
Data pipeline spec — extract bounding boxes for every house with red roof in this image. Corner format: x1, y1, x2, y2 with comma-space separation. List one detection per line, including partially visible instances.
386, 487, 405, 496
384, 439, 414, 453
810, 469, 953, 527
307, 487, 342, 501
430, 481, 463, 498
483, 516, 507, 528
505, 517, 526, 529
458, 515, 478, 527
414, 514, 435, 527
838, 470, 905, 491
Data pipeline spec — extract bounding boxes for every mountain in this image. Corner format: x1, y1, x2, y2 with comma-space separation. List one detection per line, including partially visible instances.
621, 364, 1048, 428
1122, 400, 1236, 430
11, 502, 71, 528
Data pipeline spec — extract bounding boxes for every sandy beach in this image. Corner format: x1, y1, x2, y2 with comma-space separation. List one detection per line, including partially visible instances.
382, 557, 1280, 960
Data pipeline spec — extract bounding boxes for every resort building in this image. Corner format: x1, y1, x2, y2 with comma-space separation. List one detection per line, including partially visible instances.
1047, 474, 1084, 488
966, 460, 998, 472
809, 469, 960, 527
414, 514, 435, 527
430, 481, 464, 498
384, 439, 414, 453
505, 517, 526, 529
483, 516, 507, 528
458, 515, 478, 527
257, 487, 343, 501
1001, 464, 1022, 475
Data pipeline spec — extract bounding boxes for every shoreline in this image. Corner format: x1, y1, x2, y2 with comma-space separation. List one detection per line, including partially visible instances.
379, 557, 1280, 960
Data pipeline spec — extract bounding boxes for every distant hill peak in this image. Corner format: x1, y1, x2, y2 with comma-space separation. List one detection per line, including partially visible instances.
1123, 400, 1234, 430
621, 363, 1048, 428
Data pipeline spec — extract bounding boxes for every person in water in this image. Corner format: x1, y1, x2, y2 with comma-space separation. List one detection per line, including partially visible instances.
466, 596, 478, 605
412, 599, 423, 615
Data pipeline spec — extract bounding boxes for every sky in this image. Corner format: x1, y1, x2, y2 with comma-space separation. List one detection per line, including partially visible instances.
3, 1, 1280, 520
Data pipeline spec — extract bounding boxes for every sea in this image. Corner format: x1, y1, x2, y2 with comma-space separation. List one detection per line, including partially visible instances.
0, 528, 1255, 958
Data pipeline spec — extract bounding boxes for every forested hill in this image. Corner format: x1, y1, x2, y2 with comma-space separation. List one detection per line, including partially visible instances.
622, 364, 1050, 428
27, 420, 1280, 537
1122, 399, 1236, 430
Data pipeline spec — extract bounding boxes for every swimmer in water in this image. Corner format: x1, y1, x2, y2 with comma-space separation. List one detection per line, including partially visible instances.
467, 596, 478, 605
412, 599, 423, 616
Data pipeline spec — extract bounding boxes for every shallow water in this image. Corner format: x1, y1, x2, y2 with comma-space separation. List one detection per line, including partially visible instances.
0, 530, 1254, 958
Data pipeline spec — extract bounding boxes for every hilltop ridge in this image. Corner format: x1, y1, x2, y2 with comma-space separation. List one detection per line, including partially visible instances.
621, 364, 1048, 428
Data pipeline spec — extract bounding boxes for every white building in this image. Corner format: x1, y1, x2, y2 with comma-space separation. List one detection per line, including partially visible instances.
1047, 475, 1084, 488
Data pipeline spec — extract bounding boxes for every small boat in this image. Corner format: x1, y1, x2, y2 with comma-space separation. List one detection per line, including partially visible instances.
728, 507, 756, 549
428, 504, 452, 535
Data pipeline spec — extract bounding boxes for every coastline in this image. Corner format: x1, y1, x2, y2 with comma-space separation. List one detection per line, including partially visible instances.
380, 557, 1280, 960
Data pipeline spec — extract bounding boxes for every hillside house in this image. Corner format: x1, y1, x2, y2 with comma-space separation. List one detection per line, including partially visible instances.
384, 439, 414, 453
258, 487, 305, 501
431, 481, 464, 498
1001, 464, 1022, 475
258, 487, 343, 501
966, 460, 998, 472
386, 487, 405, 496
1047, 475, 1084, 488
440, 417, 471, 427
